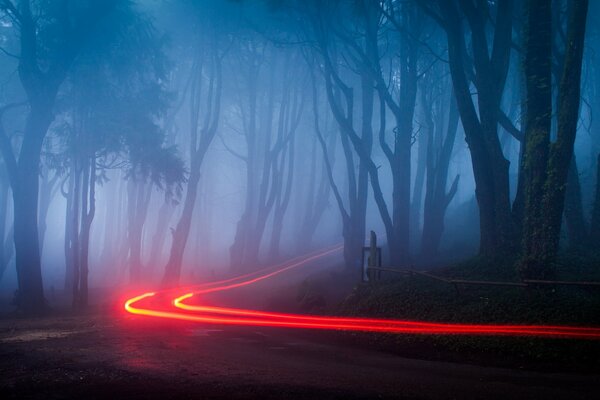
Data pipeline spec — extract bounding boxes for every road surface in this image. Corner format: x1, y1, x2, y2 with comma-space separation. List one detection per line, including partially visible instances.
1, 312, 599, 399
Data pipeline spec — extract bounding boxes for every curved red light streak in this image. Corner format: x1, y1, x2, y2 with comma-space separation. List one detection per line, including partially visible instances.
124, 245, 600, 340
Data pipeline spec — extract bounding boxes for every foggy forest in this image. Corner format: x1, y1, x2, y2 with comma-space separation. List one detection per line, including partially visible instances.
1, 1, 600, 398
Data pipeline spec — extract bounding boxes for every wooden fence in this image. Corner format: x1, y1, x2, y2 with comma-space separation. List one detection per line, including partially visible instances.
362, 232, 600, 291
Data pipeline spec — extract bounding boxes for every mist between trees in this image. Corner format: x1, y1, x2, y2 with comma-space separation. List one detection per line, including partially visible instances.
0, 0, 597, 313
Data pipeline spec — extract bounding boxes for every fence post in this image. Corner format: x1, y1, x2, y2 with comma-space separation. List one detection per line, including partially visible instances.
368, 231, 377, 281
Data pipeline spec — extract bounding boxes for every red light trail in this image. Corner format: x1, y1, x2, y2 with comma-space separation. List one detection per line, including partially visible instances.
124, 245, 600, 340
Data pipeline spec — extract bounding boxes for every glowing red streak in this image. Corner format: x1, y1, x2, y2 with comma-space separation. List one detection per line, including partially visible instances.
167, 245, 342, 293
124, 246, 600, 339
173, 294, 600, 334
192, 245, 342, 295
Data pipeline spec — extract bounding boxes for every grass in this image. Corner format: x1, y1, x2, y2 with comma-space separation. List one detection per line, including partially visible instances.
328, 252, 600, 371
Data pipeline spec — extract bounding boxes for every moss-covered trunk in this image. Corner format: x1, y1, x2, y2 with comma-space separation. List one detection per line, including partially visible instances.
520, 0, 589, 277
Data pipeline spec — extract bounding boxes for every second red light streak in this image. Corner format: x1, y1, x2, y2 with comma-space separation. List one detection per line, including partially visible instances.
124, 245, 600, 340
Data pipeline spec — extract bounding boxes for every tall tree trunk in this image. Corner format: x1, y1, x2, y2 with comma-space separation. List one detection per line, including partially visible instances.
63, 165, 75, 291
268, 136, 295, 261
421, 93, 460, 259
0, 0, 116, 314
230, 52, 302, 270
163, 165, 201, 285
128, 180, 152, 283
368, 0, 420, 266
163, 48, 222, 285
310, 63, 367, 278
411, 125, 428, 240
77, 157, 95, 308
564, 156, 588, 247
540, 0, 589, 262
323, 70, 371, 277
590, 155, 600, 246
438, 0, 515, 258
12, 104, 55, 313
520, 0, 553, 276
296, 134, 333, 253
99, 175, 120, 267
520, 0, 589, 277
0, 171, 12, 282
77, 164, 89, 308
70, 164, 81, 308
38, 169, 58, 256
149, 193, 176, 271
391, 29, 418, 265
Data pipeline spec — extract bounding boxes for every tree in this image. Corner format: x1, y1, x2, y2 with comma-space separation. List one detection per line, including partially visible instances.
306, 12, 372, 274
0, 0, 118, 313
520, 0, 589, 277
430, 0, 516, 259
294, 124, 333, 253
51, 5, 183, 302
162, 30, 224, 286
224, 25, 306, 270
419, 73, 460, 259
0, 159, 14, 282
298, 0, 431, 268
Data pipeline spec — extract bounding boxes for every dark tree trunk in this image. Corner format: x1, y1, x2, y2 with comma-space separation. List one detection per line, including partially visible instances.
70, 166, 81, 308
295, 134, 332, 253
367, 0, 421, 266
411, 123, 428, 240
230, 51, 302, 270
128, 180, 152, 283
0, 0, 116, 314
149, 193, 177, 271
73, 156, 95, 309
520, 0, 589, 277
590, 155, 600, 246
321, 65, 371, 277
540, 0, 589, 261
520, 0, 553, 276
163, 165, 201, 285
269, 136, 295, 261
309, 60, 367, 279
438, 0, 515, 259
99, 176, 121, 267
63, 164, 75, 291
38, 169, 59, 256
421, 93, 460, 259
563, 156, 588, 248
390, 23, 418, 266
12, 104, 55, 313
229, 55, 261, 269
0, 170, 13, 282
80, 160, 95, 308
163, 49, 222, 285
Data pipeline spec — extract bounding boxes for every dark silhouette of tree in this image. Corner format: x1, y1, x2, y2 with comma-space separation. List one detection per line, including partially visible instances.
305, 8, 372, 274
162, 32, 225, 285
520, 0, 589, 277
228, 43, 305, 270
0, 0, 119, 313
418, 70, 460, 260
425, 0, 515, 260
0, 160, 13, 282
294, 120, 334, 254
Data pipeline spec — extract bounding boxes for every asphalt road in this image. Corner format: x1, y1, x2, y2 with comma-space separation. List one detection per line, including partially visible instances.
1, 312, 599, 399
